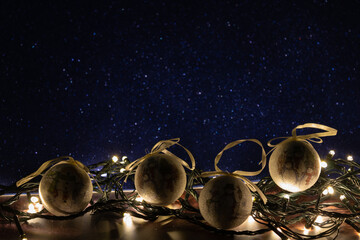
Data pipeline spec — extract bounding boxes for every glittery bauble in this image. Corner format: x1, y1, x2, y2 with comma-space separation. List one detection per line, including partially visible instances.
199, 175, 253, 229
134, 153, 186, 206
269, 139, 321, 192
39, 161, 93, 216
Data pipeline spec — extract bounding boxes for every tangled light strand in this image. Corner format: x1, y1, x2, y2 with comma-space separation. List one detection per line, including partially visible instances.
0, 151, 360, 240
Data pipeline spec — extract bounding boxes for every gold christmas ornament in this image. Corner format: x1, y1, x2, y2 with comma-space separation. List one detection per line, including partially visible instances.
199, 175, 253, 229
135, 153, 186, 206
199, 139, 268, 229
268, 123, 337, 193
269, 139, 321, 192
127, 138, 195, 206
39, 161, 93, 216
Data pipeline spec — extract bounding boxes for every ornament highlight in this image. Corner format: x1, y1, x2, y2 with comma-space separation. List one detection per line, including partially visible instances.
39, 161, 93, 216
134, 153, 186, 206
199, 175, 253, 229
269, 139, 321, 192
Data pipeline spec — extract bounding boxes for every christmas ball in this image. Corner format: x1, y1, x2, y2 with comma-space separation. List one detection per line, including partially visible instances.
39, 161, 93, 216
199, 175, 253, 229
269, 138, 321, 192
134, 153, 186, 206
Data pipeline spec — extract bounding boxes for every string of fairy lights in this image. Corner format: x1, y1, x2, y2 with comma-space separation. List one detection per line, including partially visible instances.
1, 145, 360, 239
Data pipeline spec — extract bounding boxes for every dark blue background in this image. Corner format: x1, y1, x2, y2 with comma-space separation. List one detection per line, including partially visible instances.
1, 0, 359, 185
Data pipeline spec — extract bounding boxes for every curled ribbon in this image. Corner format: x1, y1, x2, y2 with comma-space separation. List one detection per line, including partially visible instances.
124, 138, 196, 180
201, 139, 268, 204
16, 156, 89, 187
267, 123, 338, 154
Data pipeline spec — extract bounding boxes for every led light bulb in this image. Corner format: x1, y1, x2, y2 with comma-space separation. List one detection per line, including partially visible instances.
135, 196, 144, 202
28, 203, 36, 213
30, 196, 39, 203
112, 155, 119, 163
35, 203, 43, 211
320, 161, 328, 168
315, 216, 323, 223
120, 156, 127, 164
329, 150, 335, 156
247, 216, 255, 223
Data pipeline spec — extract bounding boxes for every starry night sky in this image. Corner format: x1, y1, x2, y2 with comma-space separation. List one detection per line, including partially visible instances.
0, 1, 359, 185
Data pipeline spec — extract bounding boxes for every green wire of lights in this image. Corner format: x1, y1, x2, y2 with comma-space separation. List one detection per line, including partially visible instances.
1, 151, 360, 240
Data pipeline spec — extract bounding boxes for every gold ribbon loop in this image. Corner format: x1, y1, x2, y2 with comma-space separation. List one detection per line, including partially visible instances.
16, 156, 89, 187
125, 138, 196, 174
215, 139, 267, 177
267, 123, 337, 149
202, 139, 267, 204
151, 138, 180, 152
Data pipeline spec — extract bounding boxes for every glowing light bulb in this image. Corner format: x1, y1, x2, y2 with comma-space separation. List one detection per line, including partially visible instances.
322, 189, 329, 195
28, 203, 36, 213
22, 238, 28, 240
252, 196, 255, 202
101, 173, 107, 177
120, 156, 127, 164
315, 216, 323, 223
320, 161, 328, 168
120, 168, 126, 173
329, 150, 335, 156
328, 186, 334, 195
247, 216, 255, 223
35, 203, 43, 211
347, 155, 353, 161
28, 200, 43, 213
135, 196, 144, 202
112, 155, 119, 163
340, 195, 346, 200
30, 196, 39, 203
283, 194, 290, 200
303, 227, 310, 234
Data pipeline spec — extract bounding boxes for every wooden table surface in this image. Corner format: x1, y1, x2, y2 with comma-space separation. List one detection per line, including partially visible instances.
0, 194, 359, 240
